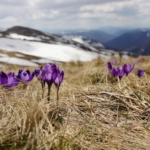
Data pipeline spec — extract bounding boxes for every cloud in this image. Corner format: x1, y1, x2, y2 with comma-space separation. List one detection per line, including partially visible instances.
79, 1, 139, 17
0, 0, 150, 31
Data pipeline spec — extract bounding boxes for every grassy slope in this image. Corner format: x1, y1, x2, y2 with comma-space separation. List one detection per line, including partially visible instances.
0, 56, 150, 150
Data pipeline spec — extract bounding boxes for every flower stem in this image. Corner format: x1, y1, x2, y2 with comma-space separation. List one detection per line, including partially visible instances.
56, 86, 59, 105
47, 84, 52, 101
41, 81, 45, 99
23, 82, 27, 89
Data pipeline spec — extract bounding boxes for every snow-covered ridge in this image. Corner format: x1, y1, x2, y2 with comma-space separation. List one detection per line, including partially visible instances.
0, 56, 38, 66
68, 36, 104, 48
0, 26, 131, 66
0, 37, 99, 62
0, 30, 101, 53
8, 33, 41, 41
0, 48, 56, 67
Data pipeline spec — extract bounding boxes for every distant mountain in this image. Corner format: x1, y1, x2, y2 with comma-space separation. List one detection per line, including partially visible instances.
105, 29, 150, 55
0, 26, 101, 52
60, 30, 114, 43
0, 26, 132, 65
99, 26, 131, 36
64, 36, 104, 49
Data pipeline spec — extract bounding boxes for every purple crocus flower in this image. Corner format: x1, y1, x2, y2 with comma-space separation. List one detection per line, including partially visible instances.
106, 62, 128, 79
137, 69, 144, 77
122, 63, 134, 75
45, 64, 58, 101
35, 68, 40, 77
17, 69, 34, 82
107, 62, 121, 77
107, 62, 117, 76
54, 70, 64, 88
41, 64, 51, 81
35, 67, 43, 81
112, 60, 117, 65
110, 67, 119, 76
0, 71, 20, 88
117, 70, 125, 79
54, 69, 64, 101
106, 62, 112, 71
37, 64, 58, 101
34, 66, 46, 99
44, 64, 58, 85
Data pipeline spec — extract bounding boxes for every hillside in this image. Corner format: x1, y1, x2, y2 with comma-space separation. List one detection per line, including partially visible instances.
105, 29, 150, 55
0, 26, 99, 52
60, 29, 114, 43
0, 26, 132, 66
0, 56, 150, 149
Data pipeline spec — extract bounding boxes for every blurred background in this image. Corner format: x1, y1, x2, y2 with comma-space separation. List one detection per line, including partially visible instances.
0, 0, 150, 66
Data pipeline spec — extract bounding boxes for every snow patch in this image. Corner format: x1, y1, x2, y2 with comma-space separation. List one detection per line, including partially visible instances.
0, 56, 38, 66
32, 58, 53, 64
72, 36, 85, 44
0, 38, 99, 62
8, 33, 41, 41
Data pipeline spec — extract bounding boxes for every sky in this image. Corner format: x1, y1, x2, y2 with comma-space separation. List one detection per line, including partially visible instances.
0, 0, 150, 32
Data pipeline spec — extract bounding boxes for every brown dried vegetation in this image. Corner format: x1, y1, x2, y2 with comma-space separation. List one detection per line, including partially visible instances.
0, 56, 150, 150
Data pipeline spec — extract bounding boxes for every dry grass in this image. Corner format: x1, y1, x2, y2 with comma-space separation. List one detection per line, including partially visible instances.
0, 56, 150, 150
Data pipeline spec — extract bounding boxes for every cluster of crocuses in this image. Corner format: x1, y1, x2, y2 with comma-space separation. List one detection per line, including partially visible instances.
34, 64, 64, 101
106, 61, 144, 79
0, 69, 35, 88
0, 63, 64, 101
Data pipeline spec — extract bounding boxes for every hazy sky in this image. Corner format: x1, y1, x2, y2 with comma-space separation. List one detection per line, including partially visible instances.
0, 0, 150, 31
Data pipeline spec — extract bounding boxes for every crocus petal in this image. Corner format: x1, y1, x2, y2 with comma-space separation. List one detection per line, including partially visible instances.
118, 70, 125, 79
137, 69, 144, 77
6, 72, 15, 86
21, 72, 29, 81
112, 60, 117, 65
26, 70, 31, 76
0, 72, 2, 85
1, 72, 8, 85
51, 67, 58, 81
17, 69, 23, 80
7, 76, 14, 85
115, 67, 120, 75
59, 70, 64, 84
8, 72, 14, 77
54, 77, 59, 87
28, 72, 35, 81
12, 77, 20, 87
42, 64, 51, 80
122, 64, 127, 73
128, 64, 134, 73
45, 71, 52, 81
110, 68, 119, 76
106, 62, 112, 70
18, 69, 23, 75
35, 68, 40, 77
110, 68, 116, 76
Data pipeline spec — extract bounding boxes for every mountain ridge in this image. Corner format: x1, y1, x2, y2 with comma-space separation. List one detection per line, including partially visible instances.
105, 29, 150, 55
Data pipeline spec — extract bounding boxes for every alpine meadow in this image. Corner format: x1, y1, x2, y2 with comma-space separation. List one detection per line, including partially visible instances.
0, 55, 150, 150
